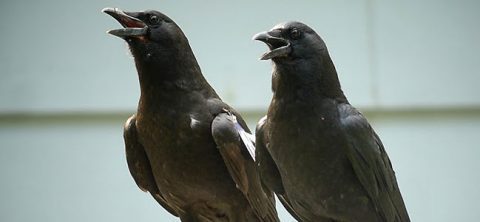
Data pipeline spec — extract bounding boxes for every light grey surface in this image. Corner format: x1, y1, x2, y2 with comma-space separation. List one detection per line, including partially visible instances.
373, 1, 480, 107
1, 0, 480, 221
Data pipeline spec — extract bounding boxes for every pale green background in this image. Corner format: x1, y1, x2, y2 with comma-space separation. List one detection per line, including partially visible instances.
1, 0, 479, 221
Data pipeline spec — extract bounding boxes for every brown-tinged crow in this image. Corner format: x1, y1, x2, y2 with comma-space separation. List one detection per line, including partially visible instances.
253, 21, 410, 222
103, 8, 279, 222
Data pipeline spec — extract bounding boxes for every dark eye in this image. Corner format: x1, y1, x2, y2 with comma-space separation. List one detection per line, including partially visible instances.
290, 28, 301, 39
149, 15, 160, 24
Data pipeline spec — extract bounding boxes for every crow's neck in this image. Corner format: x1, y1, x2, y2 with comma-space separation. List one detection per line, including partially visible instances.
272, 53, 347, 104
133, 47, 218, 109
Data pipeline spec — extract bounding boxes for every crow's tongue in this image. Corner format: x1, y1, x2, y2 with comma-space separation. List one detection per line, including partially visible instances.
117, 15, 145, 28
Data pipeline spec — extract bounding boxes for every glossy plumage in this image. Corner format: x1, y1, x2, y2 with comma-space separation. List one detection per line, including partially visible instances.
254, 21, 410, 222
105, 8, 279, 222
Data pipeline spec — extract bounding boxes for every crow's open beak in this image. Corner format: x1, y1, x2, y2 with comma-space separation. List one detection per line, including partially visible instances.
103, 7, 148, 38
253, 31, 291, 60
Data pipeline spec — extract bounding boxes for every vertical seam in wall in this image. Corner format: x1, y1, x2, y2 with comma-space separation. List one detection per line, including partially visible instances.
366, 0, 379, 107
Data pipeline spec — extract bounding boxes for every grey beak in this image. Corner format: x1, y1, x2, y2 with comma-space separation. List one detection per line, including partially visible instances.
253, 31, 291, 60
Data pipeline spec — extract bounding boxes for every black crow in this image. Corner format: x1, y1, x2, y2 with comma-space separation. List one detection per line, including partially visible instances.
253, 21, 410, 222
103, 8, 279, 222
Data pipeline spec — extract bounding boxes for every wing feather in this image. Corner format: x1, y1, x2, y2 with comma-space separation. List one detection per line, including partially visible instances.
212, 112, 279, 222
339, 104, 410, 222
124, 115, 178, 216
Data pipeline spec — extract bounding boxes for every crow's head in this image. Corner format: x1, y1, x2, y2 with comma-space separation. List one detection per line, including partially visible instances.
103, 8, 189, 59
254, 22, 345, 101
253, 21, 327, 63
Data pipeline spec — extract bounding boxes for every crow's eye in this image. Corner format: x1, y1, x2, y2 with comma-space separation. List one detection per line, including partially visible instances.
149, 15, 160, 24
290, 28, 301, 40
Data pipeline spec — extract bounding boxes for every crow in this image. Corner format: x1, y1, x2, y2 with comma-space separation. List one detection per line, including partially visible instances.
103, 8, 279, 222
253, 21, 410, 222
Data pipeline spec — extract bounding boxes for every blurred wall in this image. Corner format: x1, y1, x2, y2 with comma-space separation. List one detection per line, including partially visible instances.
1, 0, 479, 221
